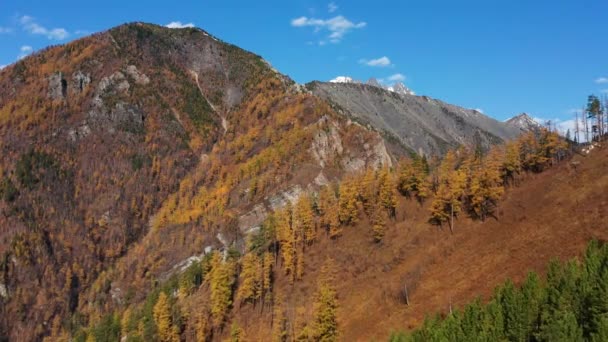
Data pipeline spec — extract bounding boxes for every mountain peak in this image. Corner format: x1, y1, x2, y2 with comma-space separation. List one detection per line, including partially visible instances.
387, 82, 415, 96
506, 113, 541, 132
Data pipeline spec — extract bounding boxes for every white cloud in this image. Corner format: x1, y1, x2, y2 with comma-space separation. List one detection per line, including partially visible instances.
291, 15, 366, 43
19, 15, 69, 40
0, 65, 6, 70
18, 45, 33, 59
595, 77, 608, 84
475, 108, 484, 114
0, 27, 12, 34
329, 76, 357, 83
359, 56, 391, 67
165, 21, 195, 29
387, 73, 406, 82
328, 2, 338, 13
601, 89, 608, 94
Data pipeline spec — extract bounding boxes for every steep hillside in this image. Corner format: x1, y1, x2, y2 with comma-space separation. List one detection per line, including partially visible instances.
308, 81, 520, 156
229, 142, 607, 341
0, 23, 392, 341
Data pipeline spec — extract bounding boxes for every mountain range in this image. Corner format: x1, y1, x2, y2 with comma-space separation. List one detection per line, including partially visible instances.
0, 22, 595, 342
309, 80, 521, 156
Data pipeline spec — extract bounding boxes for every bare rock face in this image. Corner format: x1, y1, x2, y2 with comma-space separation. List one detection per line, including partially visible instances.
48, 72, 67, 100
124, 65, 149, 85
70, 71, 91, 95
87, 70, 145, 134
238, 204, 267, 234
310, 119, 343, 168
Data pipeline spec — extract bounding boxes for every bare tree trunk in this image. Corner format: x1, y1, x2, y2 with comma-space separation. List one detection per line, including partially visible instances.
449, 203, 454, 234
584, 106, 589, 143
575, 110, 580, 143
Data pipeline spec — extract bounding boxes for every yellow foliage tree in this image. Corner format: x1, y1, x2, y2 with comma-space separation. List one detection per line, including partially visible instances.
229, 322, 245, 342
501, 141, 521, 184
412, 156, 431, 202
296, 248, 305, 281
429, 158, 466, 233
313, 260, 338, 341
275, 205, 296, 282
153, 292, 178, 342
209, 252, 236, 326
237, 252, 261, 304
318, 186, 342, 239
468, 149, 505, 220
294, 194, 316, 246
359, 168, 377, 215
338, 178, 359, 225
262, 251, 274, 301
378, 167, 397, 218
371, 203, 387, 243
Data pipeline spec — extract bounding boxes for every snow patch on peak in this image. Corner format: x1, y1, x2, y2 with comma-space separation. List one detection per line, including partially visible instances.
389, 82, 415, 96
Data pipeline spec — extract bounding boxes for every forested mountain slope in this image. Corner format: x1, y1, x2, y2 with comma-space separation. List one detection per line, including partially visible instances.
0, 23, 393, 341
0, 22, 604, 342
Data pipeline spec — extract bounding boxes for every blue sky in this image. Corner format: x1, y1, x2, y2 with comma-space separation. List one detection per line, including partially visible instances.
1, 0, 607, 130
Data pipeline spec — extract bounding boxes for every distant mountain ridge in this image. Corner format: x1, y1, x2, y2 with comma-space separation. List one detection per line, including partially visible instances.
308, 80, 521, 156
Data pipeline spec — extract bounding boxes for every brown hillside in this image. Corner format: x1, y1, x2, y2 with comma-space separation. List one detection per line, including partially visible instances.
229, 146, 608, 341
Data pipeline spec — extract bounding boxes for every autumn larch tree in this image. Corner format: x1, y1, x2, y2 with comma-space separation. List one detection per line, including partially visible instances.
237, 252, 261, 305
429, 152, 466, 233
371, 203, 387, 243
378, 166, 397, 218
294, 194, 316, 246
318, 185, 342, 239
468, 149, 504, 221
275, 204, 296, 281
313, 260, 339, 341
262, 251, 274, 302
153, 292, 179, 342
338, 178, 360, 225
398, 156, 430, 203
209, 252, 236, 326
501, 141, 521, 185
359, 168, 377, 215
